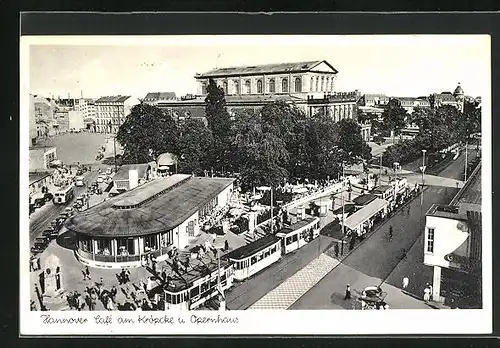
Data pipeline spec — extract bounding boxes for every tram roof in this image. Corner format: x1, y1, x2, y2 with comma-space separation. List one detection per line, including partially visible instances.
163, 254, 232, 292
276, 217, 319, 237
65, 175, 235, 238
224, 234, 281, 261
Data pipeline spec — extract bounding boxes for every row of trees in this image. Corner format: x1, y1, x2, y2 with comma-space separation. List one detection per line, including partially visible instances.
117, 79, 372, 190
381, 101, 481, 167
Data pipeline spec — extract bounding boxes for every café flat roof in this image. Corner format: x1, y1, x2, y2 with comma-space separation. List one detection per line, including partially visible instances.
65, 175, 235, 238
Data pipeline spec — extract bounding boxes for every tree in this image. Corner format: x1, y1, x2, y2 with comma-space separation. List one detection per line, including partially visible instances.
116, 103, 179, 164
232, 114, 289, 190
205, 78, 233, 173
175, 118, 214, 175
381, 100, 407, 138
336, 119, 372, 165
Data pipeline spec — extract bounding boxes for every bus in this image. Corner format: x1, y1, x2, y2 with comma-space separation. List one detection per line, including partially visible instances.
53, 185, 75, 204
75, 176, 85, 187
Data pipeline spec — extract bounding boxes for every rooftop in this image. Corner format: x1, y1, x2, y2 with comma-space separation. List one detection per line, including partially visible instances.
95, 95, 131, 103
224, 234, 280, 261
353, 194, 378, 206
144, 92, 177, 101
113, 163, 150, 182
197, 60, 337, 78
457, 166, 481, 205
29, 171, 51, 186
66, 175, 235, 238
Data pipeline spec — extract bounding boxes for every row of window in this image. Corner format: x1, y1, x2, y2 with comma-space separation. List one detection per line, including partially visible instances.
204, 75, 335, 95
426, 228, 434, 253
97, 105, 125, 111
233, 243, 280, 270
78, 231, 173, 256
166, 271, 229, 304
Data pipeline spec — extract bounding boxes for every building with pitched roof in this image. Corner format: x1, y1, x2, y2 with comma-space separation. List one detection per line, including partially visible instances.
424, 163, 481, 307
195, 60, 338, 98
66, 174, 235, 268
430, 83, 465, 112
143, 92, 177, 105
94, 95, 140, 133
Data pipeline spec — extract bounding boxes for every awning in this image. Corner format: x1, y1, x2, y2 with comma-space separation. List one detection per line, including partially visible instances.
344, 198, 388, 230
158, 165, 170, 171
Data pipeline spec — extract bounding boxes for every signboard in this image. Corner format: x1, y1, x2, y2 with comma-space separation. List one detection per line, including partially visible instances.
419, 166, 426, 173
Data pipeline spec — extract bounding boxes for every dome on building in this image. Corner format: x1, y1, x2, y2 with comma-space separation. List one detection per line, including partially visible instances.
453, 83, 464, 96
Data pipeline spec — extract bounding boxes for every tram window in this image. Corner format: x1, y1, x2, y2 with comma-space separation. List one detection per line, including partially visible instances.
250, 256, 257, 265
210, 278, 217, 288
201, 281, 209, 293
190, 286, 200, 298
257, 253, 263, 261
165, 293, 172, 303
221, 273, 226, 282
292, 234, 298, 242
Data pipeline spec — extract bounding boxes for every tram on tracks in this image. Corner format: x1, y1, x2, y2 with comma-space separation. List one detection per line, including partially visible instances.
225, 217, 321, 282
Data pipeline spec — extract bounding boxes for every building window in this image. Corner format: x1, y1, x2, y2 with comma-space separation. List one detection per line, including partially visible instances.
282, 78, 288, 93
257, 79, 263, 94
426, 228, 435, 253
269, 79, 275, 93
245, 80, 251, 94
326, 77, 330, 91
315, 77, 319, 91
310, 77, 314, 91
223, 81, 228, 95
186, 220, 195, 237
234, 81, 239, 95
321, 76, 325, 91
201, 83, 207, 95
294, 77, 302, 92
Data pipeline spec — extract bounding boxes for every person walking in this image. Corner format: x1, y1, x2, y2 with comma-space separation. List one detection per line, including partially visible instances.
423, 286, 431, 303
84, 266, 91, 280
402, 277, 409, 290
344, 284, 351, 300
388, 226, 393, 240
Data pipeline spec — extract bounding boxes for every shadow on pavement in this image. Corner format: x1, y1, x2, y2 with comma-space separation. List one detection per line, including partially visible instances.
56, 230, 77, 250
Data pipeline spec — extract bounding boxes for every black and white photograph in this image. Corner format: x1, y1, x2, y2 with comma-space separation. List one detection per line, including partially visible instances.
20, 34, 491, 335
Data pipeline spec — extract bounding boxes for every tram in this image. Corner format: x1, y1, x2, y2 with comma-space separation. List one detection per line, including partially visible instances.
53, 184, 75, 204
277, 217, 320, 254
161, 256, 234, 311
225, 217, 321, 282
226, 234, 282, 281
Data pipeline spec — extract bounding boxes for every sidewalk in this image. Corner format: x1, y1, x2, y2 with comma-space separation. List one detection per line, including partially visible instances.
248, 253, 340, 310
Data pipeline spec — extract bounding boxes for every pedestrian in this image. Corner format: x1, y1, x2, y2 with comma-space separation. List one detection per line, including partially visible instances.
402, 277, 409, 290
36, 257, 41, 271
389, 226, 393, 239
30, 300, 37, 311
428, 283, 433, 300
407, 206, 411, 215
344, 284, 351, 300
423, 286, 431, 303
85, 266, 91, 280
110, 285, 118, 303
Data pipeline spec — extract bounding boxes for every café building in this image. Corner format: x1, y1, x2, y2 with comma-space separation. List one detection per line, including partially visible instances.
65, 174, 235, 269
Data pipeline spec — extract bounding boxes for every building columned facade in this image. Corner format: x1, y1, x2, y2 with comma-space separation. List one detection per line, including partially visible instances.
95, 96, 140, 133
195, 60, 338, 98
65, 174, 235, 269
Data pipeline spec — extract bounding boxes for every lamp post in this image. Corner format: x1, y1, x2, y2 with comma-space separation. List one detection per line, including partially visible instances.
214, 238, 225, 311
464, 141, 468, 182
421, 149, 427, 188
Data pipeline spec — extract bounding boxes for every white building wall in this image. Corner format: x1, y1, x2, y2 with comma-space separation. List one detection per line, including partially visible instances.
216, 184, 234, 208
423, 215, 470, 268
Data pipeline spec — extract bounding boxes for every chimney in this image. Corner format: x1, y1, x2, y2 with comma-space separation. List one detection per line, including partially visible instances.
129, 169, 139, 190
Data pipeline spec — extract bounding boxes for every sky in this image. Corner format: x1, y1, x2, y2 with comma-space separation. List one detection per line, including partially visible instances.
25, 35, 490, 100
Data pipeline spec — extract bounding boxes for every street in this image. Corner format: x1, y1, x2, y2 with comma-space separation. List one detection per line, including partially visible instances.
289, 148, 478, 309
29, 168, 101, 245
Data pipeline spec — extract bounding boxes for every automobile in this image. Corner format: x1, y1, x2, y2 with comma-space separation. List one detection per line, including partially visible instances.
33, 198, 46, 208
64, 207, 74, 214
42, 228, 58, 239
29, 204, 36, 215
59, 212, 70, 218
32, 236, 50, 252
106, 168, 112, 175
43, 192, 54, 202
96, 177, 104, 183
75, 176, 85, 187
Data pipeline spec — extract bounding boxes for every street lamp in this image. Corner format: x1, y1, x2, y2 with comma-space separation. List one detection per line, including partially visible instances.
421, 149, 427, 188
213, 238, 225, 311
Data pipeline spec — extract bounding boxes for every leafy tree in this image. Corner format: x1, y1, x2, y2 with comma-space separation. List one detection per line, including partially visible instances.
116, 103, 179, 164
232, 114, 289, 190
175, 118, 214, 175
381, 99, 408, 137
205, 78, 233, 173
336, 119, 372, 165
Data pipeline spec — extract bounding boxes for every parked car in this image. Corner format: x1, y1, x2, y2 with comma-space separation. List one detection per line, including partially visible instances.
29, 204, 36, 215
43, 192, 53, 202
42, 228, 58, 240
31, 236, 50, 253
106, 168, 112, 175
33, 198, 46, 208
96, 176, 104, 183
